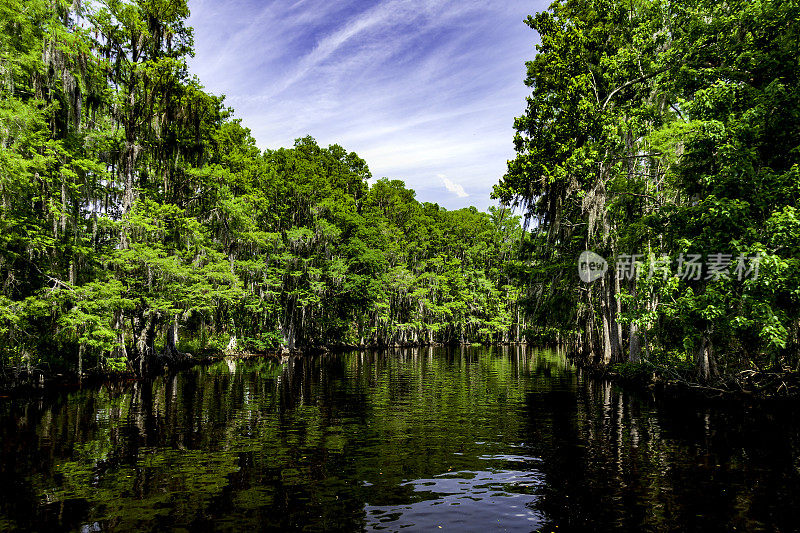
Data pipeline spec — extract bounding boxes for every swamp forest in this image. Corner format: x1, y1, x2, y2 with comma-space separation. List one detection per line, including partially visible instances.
1, 0, 800, 530
0, 0, 798, 391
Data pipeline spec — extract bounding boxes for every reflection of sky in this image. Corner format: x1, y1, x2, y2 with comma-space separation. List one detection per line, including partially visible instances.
187, 0, 548, 210
365, 456, 545, 530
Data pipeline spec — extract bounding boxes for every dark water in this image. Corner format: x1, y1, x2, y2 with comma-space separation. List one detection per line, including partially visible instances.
1, 347, 799, 532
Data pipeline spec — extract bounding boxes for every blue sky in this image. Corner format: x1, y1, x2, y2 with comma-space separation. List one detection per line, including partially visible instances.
186, 0, 547, 210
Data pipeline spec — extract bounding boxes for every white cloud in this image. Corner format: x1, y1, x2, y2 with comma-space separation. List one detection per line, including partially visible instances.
438, 174, 469, 198
187, 0, 547, 210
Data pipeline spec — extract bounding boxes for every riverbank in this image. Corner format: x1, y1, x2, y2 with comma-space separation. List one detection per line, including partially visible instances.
0, 341, 530, 397
569, 356, 800, 404
0, 350, 279, 398
8, 343, 797, 405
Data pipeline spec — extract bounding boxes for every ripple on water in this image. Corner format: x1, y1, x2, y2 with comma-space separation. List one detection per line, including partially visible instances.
365, 461, 546, 531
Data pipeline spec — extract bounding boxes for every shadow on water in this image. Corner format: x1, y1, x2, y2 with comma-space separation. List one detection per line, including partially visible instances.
0, 346, 798, 532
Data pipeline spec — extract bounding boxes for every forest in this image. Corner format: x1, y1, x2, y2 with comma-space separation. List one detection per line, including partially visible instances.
495, 0, 800, 389
1, 0, 799, 393
0, 0, 523, 379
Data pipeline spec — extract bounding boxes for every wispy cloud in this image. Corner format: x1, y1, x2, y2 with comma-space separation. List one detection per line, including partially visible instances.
187, 0, 547, 210
438, 174, 469, 198
269, 0, 408, 97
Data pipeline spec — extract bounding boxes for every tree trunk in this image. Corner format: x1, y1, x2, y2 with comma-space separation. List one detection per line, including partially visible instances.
600, 278, 613, 365
629, 321, 641, 363
77, 342, 84, 383
611, 269, 623, 362
628, 281, 641, 363
281, 315, 296, 353
696, 330, 718, 382
120, 139, 141, 249
112, 309, 128, 362
162, 314, 188, 363
130, 309, 158, 375
225, 335, 237, 355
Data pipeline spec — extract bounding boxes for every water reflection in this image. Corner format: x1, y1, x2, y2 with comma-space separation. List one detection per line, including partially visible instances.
366, 465, 545, 531
0, 347, 798, 532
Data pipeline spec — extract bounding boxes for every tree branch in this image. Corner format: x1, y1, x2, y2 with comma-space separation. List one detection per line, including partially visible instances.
602, 67, 670, 110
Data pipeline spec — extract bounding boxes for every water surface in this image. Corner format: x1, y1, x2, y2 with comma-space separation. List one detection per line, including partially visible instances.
1, 347, 798, 531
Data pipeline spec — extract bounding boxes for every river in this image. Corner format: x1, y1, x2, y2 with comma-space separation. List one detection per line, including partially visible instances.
1, 347, 798, 531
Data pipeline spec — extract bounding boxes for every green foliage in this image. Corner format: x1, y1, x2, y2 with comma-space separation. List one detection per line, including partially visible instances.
610, 361, 654, 384
498, 0, 800, 382
0, 0, 525, 378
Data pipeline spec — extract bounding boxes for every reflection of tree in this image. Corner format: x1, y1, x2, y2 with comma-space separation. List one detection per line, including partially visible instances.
526, 374, 796, 532
0, 348, 797, 531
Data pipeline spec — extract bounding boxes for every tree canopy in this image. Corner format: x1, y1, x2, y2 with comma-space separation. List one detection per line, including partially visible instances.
0, 0, 524, 378
496, 0, 800, 384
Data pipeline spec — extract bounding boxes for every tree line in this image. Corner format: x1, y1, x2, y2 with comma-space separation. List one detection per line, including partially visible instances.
4, 0, 798, 390
0, 0, 524, 378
